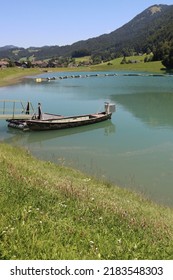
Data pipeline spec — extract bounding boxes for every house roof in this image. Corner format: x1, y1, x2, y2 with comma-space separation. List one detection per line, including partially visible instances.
0, 60, 9, 66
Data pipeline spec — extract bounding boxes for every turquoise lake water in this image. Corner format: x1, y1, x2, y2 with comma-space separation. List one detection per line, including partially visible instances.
1, 71, 173, 206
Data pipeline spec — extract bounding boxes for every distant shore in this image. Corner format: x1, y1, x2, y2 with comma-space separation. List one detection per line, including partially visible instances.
0, 56, 166, 88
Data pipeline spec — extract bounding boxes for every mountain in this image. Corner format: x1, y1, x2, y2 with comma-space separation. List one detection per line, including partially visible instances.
1, 4, 173, 61
0, 45, 18, 51
68, 4, 173, 59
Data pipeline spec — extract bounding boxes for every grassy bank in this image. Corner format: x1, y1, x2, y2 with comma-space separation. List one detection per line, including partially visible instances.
0, 68, 45, 87
0, 142, 173, 260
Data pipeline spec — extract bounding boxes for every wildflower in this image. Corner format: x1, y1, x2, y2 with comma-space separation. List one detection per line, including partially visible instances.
83, 178, 91, 182
59, 203, 67, 208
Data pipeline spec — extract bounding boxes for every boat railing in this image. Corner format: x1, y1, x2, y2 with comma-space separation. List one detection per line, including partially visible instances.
0, 100, 35, 120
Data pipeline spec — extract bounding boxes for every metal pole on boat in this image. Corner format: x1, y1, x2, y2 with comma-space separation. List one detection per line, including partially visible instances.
26, 101, 30, 114
13, 101, 15, 119
38, 103, 42, 120
3, 100, 5, 114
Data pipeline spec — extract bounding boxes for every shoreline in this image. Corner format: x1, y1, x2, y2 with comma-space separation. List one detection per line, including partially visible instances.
0, 76, 27, 87
0, 58, 166, 88
0, 68, 44, 88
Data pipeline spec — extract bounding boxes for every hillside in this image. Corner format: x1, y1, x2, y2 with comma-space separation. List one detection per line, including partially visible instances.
0, 4, 173, 61
70, 4, 173, 58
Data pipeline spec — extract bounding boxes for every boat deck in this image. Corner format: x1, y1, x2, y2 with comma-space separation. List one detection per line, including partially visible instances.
40, 113, 105, 123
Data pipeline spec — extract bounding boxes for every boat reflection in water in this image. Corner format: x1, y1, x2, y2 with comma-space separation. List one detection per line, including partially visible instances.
7, 119, 116, 146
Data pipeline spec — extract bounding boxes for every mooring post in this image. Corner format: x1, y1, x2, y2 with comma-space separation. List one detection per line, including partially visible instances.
13, 101, 15, 118
3, 100, 5, 114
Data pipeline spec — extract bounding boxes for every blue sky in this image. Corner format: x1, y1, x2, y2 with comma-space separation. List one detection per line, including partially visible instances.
1, 0, 173, 48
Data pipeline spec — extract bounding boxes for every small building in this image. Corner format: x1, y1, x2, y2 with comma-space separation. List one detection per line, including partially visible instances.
31, 60, 48, 68
0, 60, 9, 68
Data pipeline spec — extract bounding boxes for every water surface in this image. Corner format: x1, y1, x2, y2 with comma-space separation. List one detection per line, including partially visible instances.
1, 71, 173, 206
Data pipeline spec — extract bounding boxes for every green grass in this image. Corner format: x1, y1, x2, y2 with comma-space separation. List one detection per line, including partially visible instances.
75, 56, 91, 63
0, 68, 44, 87
1, 142, 173, 260
74, 55, 165, 73
91, 55, 164, 73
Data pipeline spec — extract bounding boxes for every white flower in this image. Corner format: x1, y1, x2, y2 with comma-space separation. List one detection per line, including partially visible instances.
83, 178, 91, 182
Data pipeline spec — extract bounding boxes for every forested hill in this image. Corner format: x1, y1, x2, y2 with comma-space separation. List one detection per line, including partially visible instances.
0, 4, 173, 61
70, 4, 173, 57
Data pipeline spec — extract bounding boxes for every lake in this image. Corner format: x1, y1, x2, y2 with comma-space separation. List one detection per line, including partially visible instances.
1, 71, 173, 206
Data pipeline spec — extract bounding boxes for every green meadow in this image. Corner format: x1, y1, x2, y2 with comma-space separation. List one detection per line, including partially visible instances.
1, 143, 173, 260
94, 57, 164, 72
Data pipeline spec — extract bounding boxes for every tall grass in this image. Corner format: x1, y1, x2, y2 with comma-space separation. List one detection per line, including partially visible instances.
1, 142, 173, 259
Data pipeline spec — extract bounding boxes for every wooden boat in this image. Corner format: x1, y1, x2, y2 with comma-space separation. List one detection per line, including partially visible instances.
26, 102, 115, 131
7, 102, 115, 131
